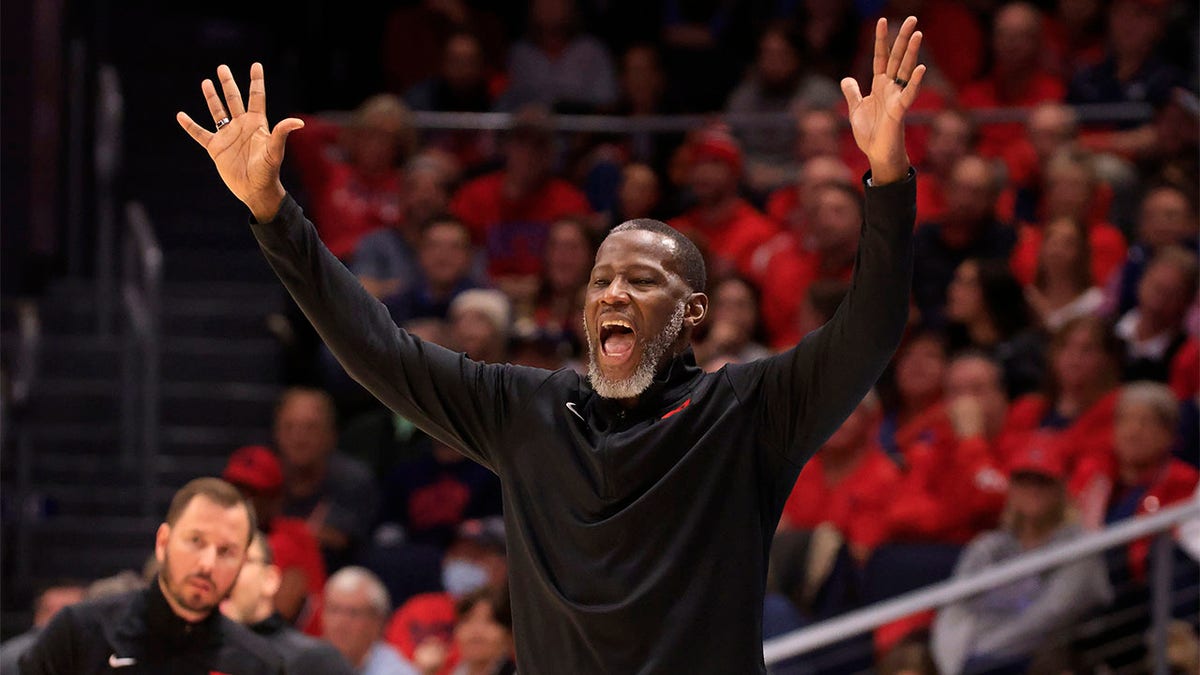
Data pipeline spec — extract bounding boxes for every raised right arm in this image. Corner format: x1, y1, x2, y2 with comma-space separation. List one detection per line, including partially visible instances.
177, 63, 540, 470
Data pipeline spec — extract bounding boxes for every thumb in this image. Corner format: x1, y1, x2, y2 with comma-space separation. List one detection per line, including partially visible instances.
840, 78, 863, 110
269, 117, 305, 159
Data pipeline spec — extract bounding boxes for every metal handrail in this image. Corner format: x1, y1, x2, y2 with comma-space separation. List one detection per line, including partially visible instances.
120, 201, 162, 517
763, 499, 1200, 671
317, 100, 1161, 134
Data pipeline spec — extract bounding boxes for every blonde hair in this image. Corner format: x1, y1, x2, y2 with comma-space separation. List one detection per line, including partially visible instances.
352, 93, 417, 159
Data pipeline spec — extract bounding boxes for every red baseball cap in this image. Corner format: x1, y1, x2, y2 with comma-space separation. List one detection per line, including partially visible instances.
222, 445, 283, 493
690, 126, 743, 175
1007, 444, 1065, 481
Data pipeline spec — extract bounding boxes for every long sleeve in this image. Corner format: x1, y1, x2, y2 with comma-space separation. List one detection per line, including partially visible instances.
971, 554, 1113, 657
251, 195, 551, 473
755, 170, 916, 467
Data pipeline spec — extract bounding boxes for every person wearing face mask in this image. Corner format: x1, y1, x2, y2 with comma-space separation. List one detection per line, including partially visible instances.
179, 19, 924, 672
384, 518, 508, 674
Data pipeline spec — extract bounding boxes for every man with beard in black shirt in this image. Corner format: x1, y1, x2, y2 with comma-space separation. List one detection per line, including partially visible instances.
20, 478, 282, 675
177, 16, 927, 674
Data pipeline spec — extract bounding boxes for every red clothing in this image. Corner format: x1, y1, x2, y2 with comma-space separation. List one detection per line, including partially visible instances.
765, 188, 803, 234
958, 72, 1066, 160
868, 1, 985, 90
1006, 390, 1119, 471
1169, 338, 1200, 401
385, 592, 460, 674
915, 174, 948, 226
1010, 220, 1127, 288
1070, 455, 1199, 580
880, 406, 1009, 545
782, 446, 902, 550
289, 115, 405, 259
450, 172, 590, 277
670, 199, 779, 281
755, 235, 854, 348
267, 516, 327, 599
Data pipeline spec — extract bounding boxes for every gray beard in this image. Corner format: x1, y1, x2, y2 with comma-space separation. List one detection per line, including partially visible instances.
585, 302, 686, 399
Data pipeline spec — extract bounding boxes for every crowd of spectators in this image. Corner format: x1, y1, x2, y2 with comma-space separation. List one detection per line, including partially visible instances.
7, 0, 1200, 671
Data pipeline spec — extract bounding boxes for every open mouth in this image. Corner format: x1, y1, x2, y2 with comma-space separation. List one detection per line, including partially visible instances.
599, 318, 637, 366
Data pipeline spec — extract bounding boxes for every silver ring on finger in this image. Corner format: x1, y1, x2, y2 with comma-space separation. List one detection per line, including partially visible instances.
215, 116, 231, 131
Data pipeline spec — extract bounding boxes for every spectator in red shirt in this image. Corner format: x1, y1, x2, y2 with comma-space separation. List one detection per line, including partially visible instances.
1042, 0, 1107, 81
757, 183, 860, 348
864, 0, 984, 93
450, 109, 590, 283
781, 392, 903, 561
223, 444, 327, 625
289, 95, 417, 259
382, 0, 507, 96
1007, 315, 1122, 471
916, 109, 979, 224
669, 126, 779, 280
1071, 381, 1199, 579
1011, 149, 1128, 288
959, 3, 1066, 159
943, 351, 1026, 469
1003, 103, 1080, 221
760, 156, 855, 266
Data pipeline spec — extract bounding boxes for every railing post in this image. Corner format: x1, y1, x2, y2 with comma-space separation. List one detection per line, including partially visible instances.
1149, 532, 1174, 675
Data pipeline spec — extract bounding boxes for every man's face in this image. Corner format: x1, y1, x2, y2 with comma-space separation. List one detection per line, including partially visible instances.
945, 157, 994, 225
1138, 188, 1195, 249
220, 539, 276, 624
323, 585, 384, 665
758, 32, 799, 87
155, 496, 251, 621
1114, 401, 1174, 468
274, 393, 336, 471
420, 222, 473, 287
584, 230, 705, 399
795, 112, 840, 161
926, 113, 972, 172
618, 165, 660, 220
808, 187, 861, 255
945, 358, 1009, 436
688, 160, 735, 206
405, 170, 450, 228
1137, 261, 1190, 325
443, 34, 484, 91
993, 4, 1041, 73
1027, 105, 1076, 162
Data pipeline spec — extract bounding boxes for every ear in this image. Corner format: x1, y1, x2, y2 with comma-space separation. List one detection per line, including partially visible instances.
262, 564, 283, 598
154, 523, 170, 565
684, 292, 708, 328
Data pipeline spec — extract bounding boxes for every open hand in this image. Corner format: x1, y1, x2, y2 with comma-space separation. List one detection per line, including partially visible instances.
176, 63, 304, 221
841, 17, 926, 184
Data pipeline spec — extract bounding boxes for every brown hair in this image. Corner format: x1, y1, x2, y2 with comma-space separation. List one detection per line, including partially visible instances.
455, 585, 513, 632
164, 477, 257, 545
1034, 216, 1093, 295
1044, 315, 1122, 404
274, 387, 338, 429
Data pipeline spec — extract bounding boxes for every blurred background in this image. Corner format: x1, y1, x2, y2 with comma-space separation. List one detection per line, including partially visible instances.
2, 0, 1199, 673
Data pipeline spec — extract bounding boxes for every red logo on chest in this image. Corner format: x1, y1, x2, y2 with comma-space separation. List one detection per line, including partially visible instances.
661, 398, 692, 420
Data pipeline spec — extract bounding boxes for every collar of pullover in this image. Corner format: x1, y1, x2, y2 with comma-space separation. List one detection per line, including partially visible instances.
592, 348, 703, 425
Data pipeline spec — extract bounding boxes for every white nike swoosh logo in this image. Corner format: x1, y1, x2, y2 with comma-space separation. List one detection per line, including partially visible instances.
565, 401, 585, 422
109, 654, 137, 668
